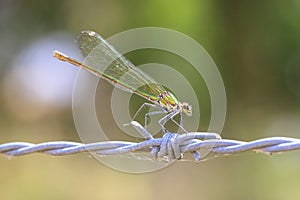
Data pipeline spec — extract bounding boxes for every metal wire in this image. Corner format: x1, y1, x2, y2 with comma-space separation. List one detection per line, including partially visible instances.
1, 121, 300, 161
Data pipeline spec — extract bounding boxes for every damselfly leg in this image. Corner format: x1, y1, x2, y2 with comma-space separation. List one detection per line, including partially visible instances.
129, 102, 187, 134
158, 110, 187, 133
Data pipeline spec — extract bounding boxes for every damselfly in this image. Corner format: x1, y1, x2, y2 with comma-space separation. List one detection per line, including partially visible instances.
53, 30, 192, 133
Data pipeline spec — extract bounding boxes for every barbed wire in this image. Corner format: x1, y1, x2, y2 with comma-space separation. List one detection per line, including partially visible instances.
1, 121, 300, 161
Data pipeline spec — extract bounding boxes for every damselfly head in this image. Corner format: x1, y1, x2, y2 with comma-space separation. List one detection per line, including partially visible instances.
182, 102, 192, 116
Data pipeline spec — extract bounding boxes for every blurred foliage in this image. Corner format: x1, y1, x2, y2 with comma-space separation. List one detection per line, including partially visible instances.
0, 0, 299, 200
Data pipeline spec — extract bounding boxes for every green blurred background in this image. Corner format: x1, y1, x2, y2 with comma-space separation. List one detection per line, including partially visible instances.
0, 0, 300, 199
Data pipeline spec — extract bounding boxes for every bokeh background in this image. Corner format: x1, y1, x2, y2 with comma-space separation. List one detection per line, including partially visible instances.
0, 0, 300, 199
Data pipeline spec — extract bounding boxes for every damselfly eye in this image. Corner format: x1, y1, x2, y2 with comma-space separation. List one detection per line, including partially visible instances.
182, 102, 192, 116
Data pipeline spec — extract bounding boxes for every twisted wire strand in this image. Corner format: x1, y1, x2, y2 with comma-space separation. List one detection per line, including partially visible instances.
1, 122, 300, 161
1, 137, 300, 161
